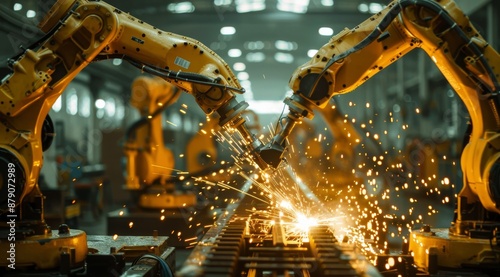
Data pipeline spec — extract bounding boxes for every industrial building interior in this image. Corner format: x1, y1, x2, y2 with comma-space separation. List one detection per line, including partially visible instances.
0, 0, 499, 276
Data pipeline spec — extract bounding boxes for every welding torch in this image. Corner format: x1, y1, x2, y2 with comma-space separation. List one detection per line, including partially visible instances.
251, 93, 314, 170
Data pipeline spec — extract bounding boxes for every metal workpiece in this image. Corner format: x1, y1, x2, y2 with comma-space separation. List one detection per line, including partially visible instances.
87, 235, 171, 260
179, 199, 381, 277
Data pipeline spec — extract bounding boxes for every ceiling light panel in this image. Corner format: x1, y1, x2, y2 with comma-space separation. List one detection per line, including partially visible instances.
236, 0, 265, 13
318, 27, 333, 36
275, 40, 297, 51
13, 3, 22, 11
277, 0, 310, 14
246, 52, 266, 62
220, 26, 236, 35
274, 52, 294, 63
369, 3, 384, 13
214, 0, 232, 6
167, 2, 195, 13
228, 48, 242, 57
237, 72, 250, 80
321, 0, 334, 7
358, 2, 385, 14
307, 49, 318, 58
244, 41, 265, 50
26, 9, 36, 18
233, 62, 246, 71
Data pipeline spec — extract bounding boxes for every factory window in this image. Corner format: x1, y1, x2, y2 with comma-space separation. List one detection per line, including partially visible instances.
183, 116, 193, 132
79, 91, 91, 118
116, 104, 125, 121
66, 88, 78, 115
169, 112, 182, 130
95, 98, 105, 119
52, 95, 62, 112
105, 97, 116, 117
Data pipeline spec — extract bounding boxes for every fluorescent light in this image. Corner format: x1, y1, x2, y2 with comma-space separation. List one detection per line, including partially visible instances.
236, 0, 265, 13
237, 72, 249, 80
79, 94, 91, 118
105, 98, 116, 117
274, 52, 294, 63
275, 40, 297, 51
214, 0, 232, 6
321, 0, 334, 7
244, 40, 265, 50
26, 10, 36, 18
233, 62, 246, 71
52, 95, 62, 112
277, 0, 309, 13
307, 49, 318, 58
220, 26, 236, 35
358, 3, 369, 13
13, 3, 22, 11
66, 91, 78, 115
167, 2, 195, 13
210, 41, 227, 50
95, 99, 106, 109
318, 27, 333, 36
246, 52, 265, 62
369, 3, 384, 13
228, 48, 242, 57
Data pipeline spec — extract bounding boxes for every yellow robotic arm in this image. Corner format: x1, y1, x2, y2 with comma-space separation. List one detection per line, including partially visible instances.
0, 0, 260, 230
124, 76, 179, 190
252, 0, 500, 271
186, 115, 219, 174
256, 0, 499, 213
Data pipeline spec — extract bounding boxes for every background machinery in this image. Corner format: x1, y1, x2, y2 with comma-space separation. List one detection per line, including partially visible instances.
124, 75, 196, 209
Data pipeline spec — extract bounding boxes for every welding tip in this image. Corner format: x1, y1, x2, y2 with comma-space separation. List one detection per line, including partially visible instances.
252, 111, 302, 169
254, 141, 286, 169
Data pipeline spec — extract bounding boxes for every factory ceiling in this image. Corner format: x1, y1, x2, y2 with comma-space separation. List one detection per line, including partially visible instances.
0, 0, 490, 115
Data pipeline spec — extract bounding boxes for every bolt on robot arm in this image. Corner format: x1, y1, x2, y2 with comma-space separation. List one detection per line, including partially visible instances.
254, 0, 499, 234
0, 0, 261, 228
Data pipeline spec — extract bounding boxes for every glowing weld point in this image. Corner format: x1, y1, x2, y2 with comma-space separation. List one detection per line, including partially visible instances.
295, 213, 318, 233
113, 234, 118, 240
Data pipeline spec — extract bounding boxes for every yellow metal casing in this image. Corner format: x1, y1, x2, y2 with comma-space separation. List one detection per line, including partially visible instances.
125, 76, 178, 190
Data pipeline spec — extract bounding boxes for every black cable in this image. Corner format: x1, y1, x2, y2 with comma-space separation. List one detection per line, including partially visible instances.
93, 54, 246, 94
131, 254, 173, 277
125, 57, 245, 94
